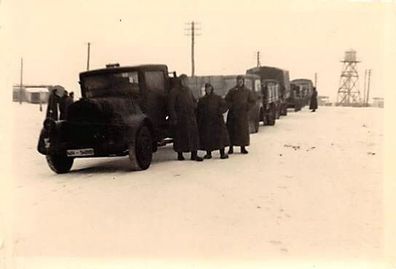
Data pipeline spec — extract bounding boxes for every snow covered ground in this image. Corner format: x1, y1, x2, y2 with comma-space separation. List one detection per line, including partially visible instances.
1, 103, 388, 268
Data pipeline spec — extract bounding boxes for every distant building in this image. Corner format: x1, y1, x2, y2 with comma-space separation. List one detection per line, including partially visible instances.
318, 95, 331, 106
12, 84, 55, 103
25, 87, 50, 104
372, 97, 384, 108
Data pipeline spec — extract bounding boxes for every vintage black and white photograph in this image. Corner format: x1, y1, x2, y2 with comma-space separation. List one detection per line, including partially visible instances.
0, 0, 395, 268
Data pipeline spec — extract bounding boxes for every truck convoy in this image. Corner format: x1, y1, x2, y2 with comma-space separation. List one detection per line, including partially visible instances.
37, 63, 313, 174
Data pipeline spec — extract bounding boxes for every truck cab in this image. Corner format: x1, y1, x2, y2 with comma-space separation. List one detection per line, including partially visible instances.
37, 64, 175, 173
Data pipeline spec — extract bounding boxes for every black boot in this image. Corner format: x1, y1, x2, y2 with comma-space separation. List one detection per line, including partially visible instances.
204, 150, 212, 159
241, 146, 248, 154
177, 152, 185, 161
220, 148, 229, 159
228, 146, 234, 154
191, 151, 203, 162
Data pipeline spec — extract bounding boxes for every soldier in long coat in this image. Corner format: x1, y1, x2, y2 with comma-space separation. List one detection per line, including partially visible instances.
168, 74, 203, 161
197, 83, 230, 159
46, 89, 60, 120
225, 76, 256, 154
59, 90, 69, 120
310, 87, 318, 112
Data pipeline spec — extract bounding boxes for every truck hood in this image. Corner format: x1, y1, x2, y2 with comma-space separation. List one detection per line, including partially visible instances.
67, 97, 135, 124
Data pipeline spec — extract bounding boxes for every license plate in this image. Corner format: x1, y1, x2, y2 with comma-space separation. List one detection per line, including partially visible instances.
67, 148, 94, 157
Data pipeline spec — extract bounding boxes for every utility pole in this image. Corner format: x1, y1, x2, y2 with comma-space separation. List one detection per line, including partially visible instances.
86, 42, 91, 71
19, 58, 23, 104
314, 72, 318, 88
256, 51, 261, 67
39, 90, 43, 112
366, 69, 371, 105
363, 69, 367, 106
185, 21, 201, 77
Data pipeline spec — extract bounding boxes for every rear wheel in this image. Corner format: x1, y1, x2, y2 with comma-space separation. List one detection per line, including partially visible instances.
249, 113, 260, 133
267, 107, 276, 126
128, 126, 153, 171
46, 154, 74, 174
275, 106, 280, 119
281, 104, 288, 116
254, 117, 260, 132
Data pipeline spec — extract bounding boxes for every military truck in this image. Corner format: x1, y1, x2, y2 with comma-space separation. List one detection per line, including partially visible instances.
286, 83, 303, 112
186, 74, 262, 133
37, 64, 176, 173
260, 79, 280, 125
291, 79, 314, 107
246, 66, 291, 116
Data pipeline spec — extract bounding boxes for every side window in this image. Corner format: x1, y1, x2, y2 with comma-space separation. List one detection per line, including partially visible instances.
268, 84, 274, 100
144, 71, 165, 94
116, 72, 139, 97
254, 79, 261, 93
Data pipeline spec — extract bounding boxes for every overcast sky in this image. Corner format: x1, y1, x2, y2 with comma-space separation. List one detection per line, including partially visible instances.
0, 0, 394, 101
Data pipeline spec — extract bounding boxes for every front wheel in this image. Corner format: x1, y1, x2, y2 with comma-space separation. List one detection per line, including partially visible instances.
46, 154, 74, 174
266, 110, 276, 126
128, 126, 153, 171
281, 105, 288, 116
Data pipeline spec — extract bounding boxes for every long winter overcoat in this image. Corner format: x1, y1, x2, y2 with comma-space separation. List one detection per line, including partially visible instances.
168, 85, 200, 152
309, 90, 318, 110
197, 93, 230, 151
225, 86, 256, 146
46, 90, 59, 120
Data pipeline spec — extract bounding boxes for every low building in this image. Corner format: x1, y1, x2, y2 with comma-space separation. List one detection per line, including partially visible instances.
318, 95, 331, 106
372, 97, 384, 108
12, 85, 55, 103
25, 87, 50, 104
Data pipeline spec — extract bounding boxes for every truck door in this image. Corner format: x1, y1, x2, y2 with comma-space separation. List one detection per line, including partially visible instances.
143, 70, 168, 138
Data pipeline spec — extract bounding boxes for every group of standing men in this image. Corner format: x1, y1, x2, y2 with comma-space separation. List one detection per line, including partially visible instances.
168, 74, 256, 162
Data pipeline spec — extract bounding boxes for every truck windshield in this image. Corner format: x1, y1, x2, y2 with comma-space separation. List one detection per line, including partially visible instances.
82, 71, 139, 98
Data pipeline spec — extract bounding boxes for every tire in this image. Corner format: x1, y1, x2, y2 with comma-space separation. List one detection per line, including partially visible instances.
281, 105, 288, 116
259, 108, 264, 122
46, 154, 74, 174
128, 126, 153, 171
275, 107, 280, 119
254, 117, 260, 133
268, 107, 276, 126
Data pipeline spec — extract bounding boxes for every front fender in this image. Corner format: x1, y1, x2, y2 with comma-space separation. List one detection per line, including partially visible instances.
37, 120, 66, 155
37, 128, 50, 155
123, 114, 152, 143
